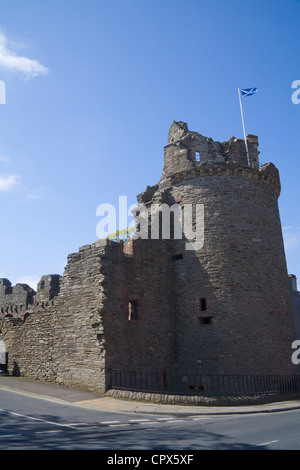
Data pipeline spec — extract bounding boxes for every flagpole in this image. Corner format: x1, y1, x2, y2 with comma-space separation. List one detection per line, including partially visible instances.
238, 87, 250, 167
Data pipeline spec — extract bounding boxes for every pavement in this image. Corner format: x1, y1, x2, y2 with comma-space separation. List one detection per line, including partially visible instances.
1, 374, 300, 417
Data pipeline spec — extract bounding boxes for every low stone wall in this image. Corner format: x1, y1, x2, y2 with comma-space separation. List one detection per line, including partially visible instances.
106, 388, 300, 407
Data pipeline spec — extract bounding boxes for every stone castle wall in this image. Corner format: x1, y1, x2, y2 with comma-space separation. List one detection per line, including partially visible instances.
289, 275, 300, 340
158, 122, 294, 378
99, 239, 175, 381
166, 165, 293, 376
0, 121, 298, 394
0, 244, 108, 391
0, 239, 176, 392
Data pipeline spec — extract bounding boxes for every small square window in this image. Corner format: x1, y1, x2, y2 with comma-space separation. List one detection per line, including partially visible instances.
200, 316, 212, 325
172, 253, 184, 260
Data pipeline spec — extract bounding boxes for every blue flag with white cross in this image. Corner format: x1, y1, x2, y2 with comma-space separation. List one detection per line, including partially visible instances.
240, 87, 258, 97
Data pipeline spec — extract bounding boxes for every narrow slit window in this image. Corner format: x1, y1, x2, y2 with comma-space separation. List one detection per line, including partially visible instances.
195, 151, 200, 162
128, 301, 138, 321
200, 298, 207, 311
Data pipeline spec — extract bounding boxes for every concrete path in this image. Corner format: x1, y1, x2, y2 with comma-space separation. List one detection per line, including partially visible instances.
1, 375, 300, 416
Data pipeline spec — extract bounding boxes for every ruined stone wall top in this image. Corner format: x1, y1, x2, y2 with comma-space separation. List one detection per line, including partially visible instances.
0, 273, 62, 320
159, 121, 282, 198
163, 121, 260, 179
35, 275, 61, 304
0, 279, 35, 317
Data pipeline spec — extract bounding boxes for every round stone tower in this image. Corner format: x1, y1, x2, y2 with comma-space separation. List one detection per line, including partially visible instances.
152, 121, 296, 377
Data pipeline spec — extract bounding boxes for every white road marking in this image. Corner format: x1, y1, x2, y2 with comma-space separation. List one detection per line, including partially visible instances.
0, 407, 192, 434
100, 420, 120, 424
257, 440, 279, 446
129, 419, 150, 422
108, 423, 129, 427
157, 417, 175, 420
165, 419, 184, 423
192, 417, 212, 421
140, 421, 161, 424
0, 408, 78, 429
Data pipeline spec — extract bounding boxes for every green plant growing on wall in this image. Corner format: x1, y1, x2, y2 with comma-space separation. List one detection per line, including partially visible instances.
98, 227, 135, 245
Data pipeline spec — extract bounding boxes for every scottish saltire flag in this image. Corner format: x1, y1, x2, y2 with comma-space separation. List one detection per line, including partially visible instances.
240, 87, 258, 97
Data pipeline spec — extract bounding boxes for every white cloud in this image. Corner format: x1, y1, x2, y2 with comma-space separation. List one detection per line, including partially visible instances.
15, 276, 40, 290
0, 156, 44, 197
0, 174, 20, 191
283, 226, 300, 252
0, 31, 49, 79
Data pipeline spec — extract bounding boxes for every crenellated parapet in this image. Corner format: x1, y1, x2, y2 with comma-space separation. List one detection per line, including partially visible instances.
0, 279, 35, 319
162, 161, 281, 198
0, 274, 62, 320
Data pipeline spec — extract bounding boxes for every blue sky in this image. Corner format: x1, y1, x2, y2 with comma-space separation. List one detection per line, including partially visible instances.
0, 0, 300, 289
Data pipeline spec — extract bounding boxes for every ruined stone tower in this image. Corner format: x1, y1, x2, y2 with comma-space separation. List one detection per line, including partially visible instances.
150, 121, 295, 378
0, 121, 297, 394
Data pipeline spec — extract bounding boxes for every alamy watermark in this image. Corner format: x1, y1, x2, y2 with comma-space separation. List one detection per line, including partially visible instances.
291, 80, 300, 104
291, 340, 300, 364
96, 196, 204, 251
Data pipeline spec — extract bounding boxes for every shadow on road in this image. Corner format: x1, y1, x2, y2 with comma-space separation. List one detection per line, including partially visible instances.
0, 409, 268, 450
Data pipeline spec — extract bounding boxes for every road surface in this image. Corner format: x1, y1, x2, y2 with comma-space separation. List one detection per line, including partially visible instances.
1, 386, 300, 450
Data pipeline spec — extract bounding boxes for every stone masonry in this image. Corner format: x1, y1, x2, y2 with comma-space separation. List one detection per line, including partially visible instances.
0, 121, 298, 394
289, 275, 300, 340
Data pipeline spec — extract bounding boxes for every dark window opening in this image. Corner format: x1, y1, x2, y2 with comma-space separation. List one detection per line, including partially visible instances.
40, 281, 45, 290
200, 316, 212, 325
128, 301, 138, 321
200, 298, 207, 311
172, 253, 184, 260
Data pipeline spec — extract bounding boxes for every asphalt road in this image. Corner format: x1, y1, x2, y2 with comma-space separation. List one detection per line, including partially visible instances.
1, 387, 300, 451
